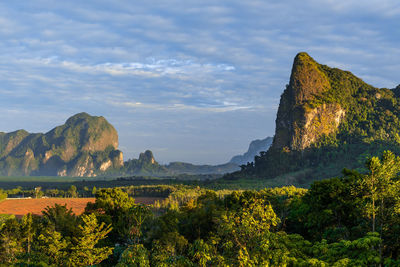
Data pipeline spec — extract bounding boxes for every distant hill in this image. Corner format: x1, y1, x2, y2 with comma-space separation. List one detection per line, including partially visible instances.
236, 52, 400, 183
0, 112, 240, 177
230, 137, 273, 165
0, 112, 123, 176
117, 150, 239, 176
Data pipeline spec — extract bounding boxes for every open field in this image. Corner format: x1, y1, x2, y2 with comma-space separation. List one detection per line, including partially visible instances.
0, 197, 162, 217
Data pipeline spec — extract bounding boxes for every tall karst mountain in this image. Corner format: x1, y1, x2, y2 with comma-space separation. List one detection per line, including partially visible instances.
271, 53, 346, 151
0, 113, 123, 176
239, 52, 400, 183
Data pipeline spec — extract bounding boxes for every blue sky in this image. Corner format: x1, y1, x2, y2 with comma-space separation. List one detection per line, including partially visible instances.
0, 1, 398, 164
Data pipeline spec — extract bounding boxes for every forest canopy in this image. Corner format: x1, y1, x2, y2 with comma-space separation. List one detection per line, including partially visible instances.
0, 151, 399, 266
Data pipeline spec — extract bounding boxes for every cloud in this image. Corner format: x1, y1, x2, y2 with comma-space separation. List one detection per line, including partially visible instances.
108, 100, 252, 113
17, 56, 235, 78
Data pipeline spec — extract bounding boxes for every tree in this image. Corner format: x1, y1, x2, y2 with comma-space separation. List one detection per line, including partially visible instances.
33, 227, 68, 265
21, 213, 35, 263
150, 231, 189, 265
217, 196, 290, 266
92, 186, 97, 196
128, 204, 152, 244
85, 188, 136, 244
34, 187, 42, 199
308, 232, 381, 266
68, 185, 78, 198
42, 204, 79, 239
362, 151, 400, 233
0, 218, 22, 264
117, 244, 150, 267
189, 239, 225, 267
69, 213, 113, 266
360, 151, 400, 262
83, 186, 89, 197
0, 189, 7, 201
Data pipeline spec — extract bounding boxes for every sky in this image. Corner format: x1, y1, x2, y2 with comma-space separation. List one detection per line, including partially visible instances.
0, 1, 398, 164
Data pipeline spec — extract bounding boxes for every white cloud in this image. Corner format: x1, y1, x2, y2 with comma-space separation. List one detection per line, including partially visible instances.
109, 100, 252, 113
17, 56, 235, 78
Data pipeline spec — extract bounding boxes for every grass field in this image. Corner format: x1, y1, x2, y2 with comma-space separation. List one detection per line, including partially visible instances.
0, 197, 163, 217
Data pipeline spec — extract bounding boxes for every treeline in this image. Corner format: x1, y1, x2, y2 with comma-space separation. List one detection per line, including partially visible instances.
5, 185, 94, 198
1, 151, 400, 265
4, 183, 184, 199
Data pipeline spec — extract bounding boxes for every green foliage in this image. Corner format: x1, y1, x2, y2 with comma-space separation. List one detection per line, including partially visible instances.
361, 151, 400, 232
0, 151, 400, 265
69, 213, 113, 266
67, 185, 78, 198
0, 189, 7, 201
33, 227, 68, 266
85, 188, 136, 245
308, 232, 381, 266
0, 217, 22, 264
117, 244, 150, 267
42, 204, 79, 239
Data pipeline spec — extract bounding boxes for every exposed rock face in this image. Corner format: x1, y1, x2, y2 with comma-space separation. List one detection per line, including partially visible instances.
139, 150, 156, 164
296, 103, 345, 149
271, 53, 345, 151
230, 137, 273, 165
0, 112, 123, 176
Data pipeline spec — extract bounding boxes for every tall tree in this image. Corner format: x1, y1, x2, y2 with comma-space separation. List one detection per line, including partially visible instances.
362, 151, 400, 233
69, 213, 113, 266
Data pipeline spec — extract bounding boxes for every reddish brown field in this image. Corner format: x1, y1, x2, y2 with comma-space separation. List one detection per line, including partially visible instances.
0, 197, 162, 217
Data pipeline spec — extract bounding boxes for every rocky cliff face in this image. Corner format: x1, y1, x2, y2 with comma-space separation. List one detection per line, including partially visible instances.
271, 52, 345, 151
0, 112, 123, 176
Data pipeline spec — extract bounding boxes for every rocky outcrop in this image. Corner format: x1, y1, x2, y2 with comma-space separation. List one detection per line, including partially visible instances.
271, 52, 345, 151
295, 103, 345, 149
139, 150, 156, 164
0, 112, 123, 176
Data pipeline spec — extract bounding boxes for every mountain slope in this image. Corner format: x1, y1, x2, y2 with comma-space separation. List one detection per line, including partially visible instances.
230, 137, 273, 165
239, 52, 400, 183
0, 113, 123, 176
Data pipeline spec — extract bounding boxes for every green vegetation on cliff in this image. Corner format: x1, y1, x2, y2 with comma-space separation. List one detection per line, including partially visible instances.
0, 113, 123, 177
240, 52, 400, 182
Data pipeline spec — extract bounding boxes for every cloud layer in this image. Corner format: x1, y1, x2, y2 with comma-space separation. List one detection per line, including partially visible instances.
0, 0, 398, 163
